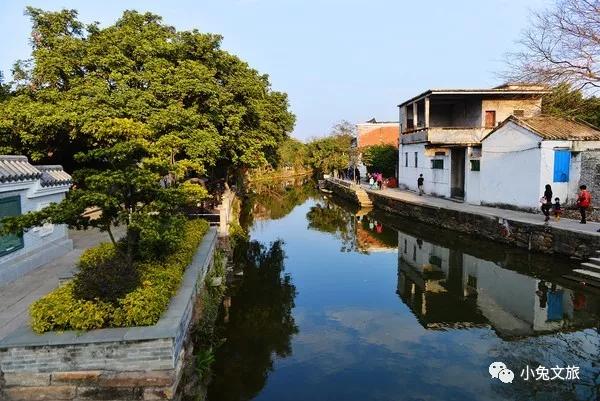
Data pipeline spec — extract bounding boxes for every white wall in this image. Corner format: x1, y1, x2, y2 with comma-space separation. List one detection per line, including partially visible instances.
464, 147, 481, 204
539, 140, 573, 205
0, 183, 71, 283
481, 122, 543, 209
399, 143, 450, 197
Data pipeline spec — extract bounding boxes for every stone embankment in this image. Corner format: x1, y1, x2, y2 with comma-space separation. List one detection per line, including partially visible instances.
325, 178, 600, 258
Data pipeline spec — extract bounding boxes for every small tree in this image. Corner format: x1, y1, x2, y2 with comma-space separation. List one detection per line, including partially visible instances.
0, 139, 197, 267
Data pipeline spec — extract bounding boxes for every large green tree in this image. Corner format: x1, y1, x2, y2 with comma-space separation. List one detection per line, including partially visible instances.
0, 8, 295, 177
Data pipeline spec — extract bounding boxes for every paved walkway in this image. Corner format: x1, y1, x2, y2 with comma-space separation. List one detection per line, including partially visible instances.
0, 227, 124, 341
357, 183, 600, 236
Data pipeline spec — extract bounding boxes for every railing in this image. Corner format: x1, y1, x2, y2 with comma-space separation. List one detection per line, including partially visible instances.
401, 127, 490, 145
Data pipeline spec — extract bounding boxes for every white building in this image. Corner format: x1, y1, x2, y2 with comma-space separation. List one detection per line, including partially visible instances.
480, 116, 600, 210
397, 84, 548, 203
0, 156, 73, 284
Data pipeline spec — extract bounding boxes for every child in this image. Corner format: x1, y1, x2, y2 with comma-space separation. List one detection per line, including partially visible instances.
553, 197, 562, 221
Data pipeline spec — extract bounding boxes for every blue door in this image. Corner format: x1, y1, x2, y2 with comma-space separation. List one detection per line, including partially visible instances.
553, 150, 570, 183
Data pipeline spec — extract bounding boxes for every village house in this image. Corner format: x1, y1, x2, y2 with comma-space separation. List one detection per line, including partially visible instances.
0, 156, 72, 284
397, 84, 548, 203
352, 118, 399, 177
480, 115, 600, 210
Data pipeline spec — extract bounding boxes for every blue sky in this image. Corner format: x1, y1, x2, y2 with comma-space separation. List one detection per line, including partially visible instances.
0, 0, 547, 140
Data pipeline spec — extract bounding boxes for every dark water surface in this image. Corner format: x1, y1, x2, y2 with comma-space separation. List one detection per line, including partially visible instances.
207, 184, 600, 401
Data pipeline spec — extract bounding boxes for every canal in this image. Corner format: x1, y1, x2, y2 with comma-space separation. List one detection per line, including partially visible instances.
205, 182, 600, 401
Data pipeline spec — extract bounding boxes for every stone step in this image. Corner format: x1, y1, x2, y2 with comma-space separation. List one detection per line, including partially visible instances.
562, 274, 600, 289
572, 269, 600, 282
581, 262, 600, 273
587, 257, 600, 266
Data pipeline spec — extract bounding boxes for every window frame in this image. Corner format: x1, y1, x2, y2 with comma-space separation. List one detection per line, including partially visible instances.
470, 160, 481, 171
0, 196, 24, 257
414, 152, 418, 167
431, 159, 444, 170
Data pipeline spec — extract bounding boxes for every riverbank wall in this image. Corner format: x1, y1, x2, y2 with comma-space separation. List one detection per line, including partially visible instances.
325, 179, 600, 258
0, 228, 219, 401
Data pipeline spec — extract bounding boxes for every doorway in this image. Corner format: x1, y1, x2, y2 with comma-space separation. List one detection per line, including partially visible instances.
451, 148, 466, 199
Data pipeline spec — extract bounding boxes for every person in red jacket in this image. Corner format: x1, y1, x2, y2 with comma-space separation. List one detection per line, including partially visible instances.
576, 185, 592, 224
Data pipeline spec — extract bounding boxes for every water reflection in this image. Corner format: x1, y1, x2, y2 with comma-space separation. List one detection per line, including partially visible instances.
240, 177, 316, 228
205, 186, 599, 401
306, 198, 397, 253
207, 240, 298, 401
397, 230, 599, 338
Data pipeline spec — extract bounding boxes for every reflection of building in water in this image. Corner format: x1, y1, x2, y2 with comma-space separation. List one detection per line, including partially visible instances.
355, 213, 397, 253
397, 231, 598, 337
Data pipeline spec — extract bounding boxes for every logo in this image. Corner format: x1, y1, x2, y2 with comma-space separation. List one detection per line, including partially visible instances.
489, 362, 514, 384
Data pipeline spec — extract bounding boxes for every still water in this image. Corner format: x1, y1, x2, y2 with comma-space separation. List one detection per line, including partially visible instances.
207, 183, 599, 401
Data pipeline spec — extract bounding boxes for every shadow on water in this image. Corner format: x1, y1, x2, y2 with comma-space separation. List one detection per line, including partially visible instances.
206, 240, 298, 401
203, 182, 599, 401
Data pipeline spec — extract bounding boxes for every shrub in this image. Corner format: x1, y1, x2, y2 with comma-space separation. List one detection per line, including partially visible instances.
30, 219, 209, 333
72, 243, 140, 304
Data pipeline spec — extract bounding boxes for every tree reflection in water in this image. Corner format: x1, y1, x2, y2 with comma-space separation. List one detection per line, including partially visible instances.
240, 178, 317, 229
207, 239, 298, 401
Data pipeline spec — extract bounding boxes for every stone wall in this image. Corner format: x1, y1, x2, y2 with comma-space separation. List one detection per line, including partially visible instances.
579, 150, 600, 207
0, 228, 218, 401
371, 193, 600, 258
325, 179, 600, 258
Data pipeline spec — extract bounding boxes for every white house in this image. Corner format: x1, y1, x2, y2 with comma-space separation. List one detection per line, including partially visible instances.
480, 116, 600, 210
0, 156, 73, 284
397, 84, 548, 203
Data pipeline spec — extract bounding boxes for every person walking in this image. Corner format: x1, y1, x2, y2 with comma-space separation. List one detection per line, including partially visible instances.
417, 174, 424, 196
577, 184, 591, 224
541, 184, 553, 222
376, 173, 383, 190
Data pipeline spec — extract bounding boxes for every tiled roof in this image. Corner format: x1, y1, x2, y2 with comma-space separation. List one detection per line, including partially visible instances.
498, 116, 600, 141
37, 166, 73, 187
0, 156, 42, 183
0, 156, 71, 187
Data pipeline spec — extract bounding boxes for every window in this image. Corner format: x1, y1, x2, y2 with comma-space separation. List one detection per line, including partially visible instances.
485, 110, 496, 128
432, 159, 444, 169
429, 255, 442, 268
513, 109, 525, 117
553, 150, 570, 182
414, 152, 418, 167
470, 160, 480, 171
0, 196, 24, 257
405, 152, 408, 167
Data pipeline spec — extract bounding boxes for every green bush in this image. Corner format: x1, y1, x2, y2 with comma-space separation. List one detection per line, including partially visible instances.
30, 219, 209, 333
72, 243, 140, 303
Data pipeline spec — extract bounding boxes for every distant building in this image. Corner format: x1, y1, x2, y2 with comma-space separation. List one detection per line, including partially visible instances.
0, 156, 73, 284
353, 119, 399, 177
480, 115, 600, 210
397, 84, 548, 202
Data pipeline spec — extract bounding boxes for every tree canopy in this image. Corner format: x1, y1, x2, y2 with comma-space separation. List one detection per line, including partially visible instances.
362, 144, 397, 177
0, 8, 295, 176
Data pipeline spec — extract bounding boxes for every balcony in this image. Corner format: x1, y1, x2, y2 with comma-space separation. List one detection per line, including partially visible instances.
401, 127, 490, 145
